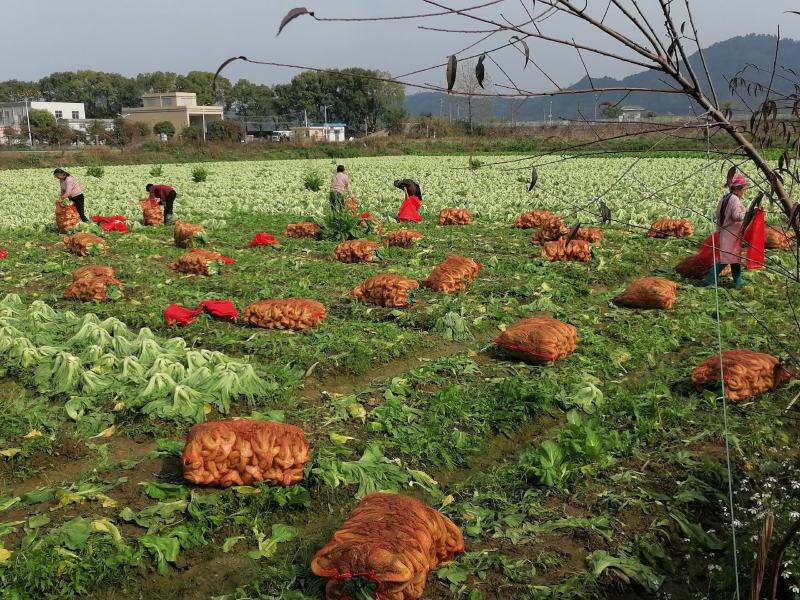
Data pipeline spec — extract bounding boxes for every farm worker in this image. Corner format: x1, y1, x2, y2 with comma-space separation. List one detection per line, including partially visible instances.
394, 179, 423, 222
54, 168, 89, 222
329, 165, 353, 212
704, 174, 748, 287
146, 183, 177, 225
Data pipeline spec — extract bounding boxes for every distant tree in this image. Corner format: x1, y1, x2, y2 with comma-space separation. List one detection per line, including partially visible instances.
86, 120, 109, 143
0, 80, 40, 102
38, 70, 140, 118
229, 79, 273, 116
455, 60, 493, 132
27, 109, 56, 129
134, 121, 151, 137
176, 71, 231, 105
110, 117, 142, 146
382, 107, 407, 135
153, 121, 176, 138
181, 125, 204, 143
599, 102, 623, 119
42, 123, 74, 146
3, 125, 19, 144
207, 120, 243, 142
136, 71, 180, 93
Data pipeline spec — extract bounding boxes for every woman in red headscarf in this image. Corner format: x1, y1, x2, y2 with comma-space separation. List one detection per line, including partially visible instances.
395, 179, 423, 222
704, 174, 748, 287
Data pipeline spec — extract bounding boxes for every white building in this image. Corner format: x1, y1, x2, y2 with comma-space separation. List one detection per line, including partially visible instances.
0, 101, 85, 127
291, 123, 347, 143
620, 106, 646, 122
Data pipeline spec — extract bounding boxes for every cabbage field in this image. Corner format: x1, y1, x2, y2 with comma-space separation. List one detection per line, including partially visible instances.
0, 155, 799, 600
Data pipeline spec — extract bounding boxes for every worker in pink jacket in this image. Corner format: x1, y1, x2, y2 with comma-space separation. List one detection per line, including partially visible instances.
54, 168, 89, 222
704, 174, 747, 287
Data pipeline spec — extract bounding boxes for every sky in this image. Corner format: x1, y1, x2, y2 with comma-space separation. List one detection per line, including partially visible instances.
5, 0, 800, 93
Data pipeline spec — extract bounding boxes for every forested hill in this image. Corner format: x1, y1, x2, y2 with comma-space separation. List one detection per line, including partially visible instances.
405, 34, 800, 120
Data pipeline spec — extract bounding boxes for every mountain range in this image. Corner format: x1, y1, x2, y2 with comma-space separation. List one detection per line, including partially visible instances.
403, 34, 800, 121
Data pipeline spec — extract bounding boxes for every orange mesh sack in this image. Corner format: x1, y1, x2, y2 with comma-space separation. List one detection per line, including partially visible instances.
691, 349, 795, 402
765, 226, 795, 250
351, 274, 420, 308
495, 316, 578, 365
64, 233, 107, 257
169, 249, 229, 276
540, 240, 592, 262
72, 264, 115, 282
243, 298, 326, 330
283, 221, 321, 239
572, 227, 603, 243
345, 197, 359, 216
182, 419, 309, 487
55, 200, 80, 233
385, 229, 423, 248
647, 218, 694, 238
514, 210, 559, 229
173, 220, 206, 248
311, 493, 465, 600
139, 198, 164, 226
64, 275, 122, 302
531, 219, 569, 245
424, 255, 481, 294
439, 208, 473, 225
333, 240, 379, 263
614, 277, 677, 309
674, 254, 730, 279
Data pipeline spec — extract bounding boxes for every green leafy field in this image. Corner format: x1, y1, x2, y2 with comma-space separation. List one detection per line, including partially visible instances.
0, 156, 798, 600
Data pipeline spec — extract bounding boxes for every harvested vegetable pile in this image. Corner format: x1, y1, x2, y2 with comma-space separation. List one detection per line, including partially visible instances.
170, 249, 234, 276
424, 255, 481, 293
614, 277, 677, 309
385, 229, 423, 248
243, 298, 326, 330
531, 219, 569, 245
182, 419, 310, 487
439, 208, 473, 225
64, 233, 107, 257
358, 213, 384, 235
173, 220, 206, 248
571, 227, 603, 243
311, 493, 465, 600
540, 240, 592, 262
283, 221, 321, 239
647, 218, 694, 238
495, 316, 578, 365
333, 239, 379, 263
72, 264, 115, 281
345, 197, 359, 216
351, 274, 420, 308
55, 200, 80, 233
765, 225, 796, 250
514, 210, 559, 229
139, 198, 163, 225
691, 349, 795, 402
674, 253, 730, 279
64, 275, 122, 302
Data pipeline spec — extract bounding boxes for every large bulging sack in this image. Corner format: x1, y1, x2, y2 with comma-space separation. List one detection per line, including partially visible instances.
572, 227, 603, 243
674, 253, 730, 279
333, 240, 379, 263
345, 197, 359, 216
140, 198, 164, 226
385, 229, 423, 248
182, 419, 309, 487
614, 277, 677, 309
531, 220, 569, 245
495, 316, 578, 364
169, 249, 232, 276
438, 208, 473, 226
64, 275, 122, 302
514, 210, 559, 229
244, 298, 326, 330
64, 233, 107, 257
283, 221, 321, 239
55, 201, 80, 233
424, 255, 481, 293
311, 493, 465, 600
540, 240, 592, 262
72, 264, 115, 282
351, 274, 420, 308
647, 218, 694, 238
691, 349, 795, 402
764, 225, 795, 250
173, 220, 206, 248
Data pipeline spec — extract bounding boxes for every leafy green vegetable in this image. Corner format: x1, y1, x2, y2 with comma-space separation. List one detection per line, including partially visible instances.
588, 550, 664, 592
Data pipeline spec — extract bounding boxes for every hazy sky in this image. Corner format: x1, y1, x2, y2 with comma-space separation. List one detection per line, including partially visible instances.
6, 1, 800, 91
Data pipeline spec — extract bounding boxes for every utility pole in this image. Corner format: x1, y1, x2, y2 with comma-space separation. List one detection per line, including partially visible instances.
548, 100, 553, 126
364, 118, 368, 136
439, 97, 443, 118
25, 98, 33, 146
304, 109, 308, 127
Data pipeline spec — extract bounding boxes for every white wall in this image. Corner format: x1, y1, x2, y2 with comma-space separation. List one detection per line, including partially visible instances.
30, 101, 85, 121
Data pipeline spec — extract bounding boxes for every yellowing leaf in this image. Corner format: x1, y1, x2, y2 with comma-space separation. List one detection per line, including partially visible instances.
112, 402, 126, 412
441, 494, 455, 507
329, 432, 354, 445
91, 425, 116, 439
50, 492, 84, 511
91, 518, 123, 544
23, 429, 43, 439
129, 299, 142, 305
203, 403, 213, 415
498, 323, 507, 332
0, 448, 22, 458
346, 403, 367, 421
231, 486, 261, 495
0, 547, 12, 564
94, 493, 118, 508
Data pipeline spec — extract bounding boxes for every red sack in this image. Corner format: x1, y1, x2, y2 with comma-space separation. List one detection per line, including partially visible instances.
91, 215, 127, 224
164, 304, 204, 326
742, 207, 765, 270
398, 196, 422, 222
200, 299, 238, 323
0, 249, 7, 260
100, 221, 129, 233
249, 232, 279, 247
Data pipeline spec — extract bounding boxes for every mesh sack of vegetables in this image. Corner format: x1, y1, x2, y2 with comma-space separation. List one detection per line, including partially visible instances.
359, 213, 385, 235
283, 221, 321, 239
424, 255, 481, 293
614, 277, 677, 310
514, 210, 559, 229
173, 220, 206, 248
64, 275, 123, 302
647, 218, 695, 238
351, 274, 420, 308
571, 227, 603, 244
764, 225, 795, 250
55, 200, 80, 233
495, 316, 578, 365
539, 240, 592, 262
674, 253, 730, 279
691, 349, 795, 402
169, 249, 232, 276
385, 229, 424, 248
64, 233, 107, 257
345, 197, 359, 216
333, 239, 379, 263
438, 208, 473, 226
531, 219, 569, 245
72, 264, 115, 282
243, 298, 326, 330
139, 198, 164, 226
311, 493, 465, 600
182, 419, 309, 488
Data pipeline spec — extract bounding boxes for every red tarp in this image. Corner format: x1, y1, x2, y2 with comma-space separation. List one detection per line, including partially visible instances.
248, 233, 279, 247
164, 299, 238, 326
91, 215, 129, 233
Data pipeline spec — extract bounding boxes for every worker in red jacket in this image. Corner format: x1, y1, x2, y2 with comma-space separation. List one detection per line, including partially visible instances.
145, 183, 177, 224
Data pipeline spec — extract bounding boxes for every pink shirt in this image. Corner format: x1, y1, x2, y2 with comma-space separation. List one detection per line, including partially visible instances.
60, 176, 82, 198
715, 192, 746, 264
329, 172, 351, 194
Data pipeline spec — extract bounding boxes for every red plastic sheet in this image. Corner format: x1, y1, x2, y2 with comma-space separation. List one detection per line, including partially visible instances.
0, 249, 7, 260
91, 215, 127, 224
91, 215, 130, 233
164, 300, 238, 326
248, 233, 279, 247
